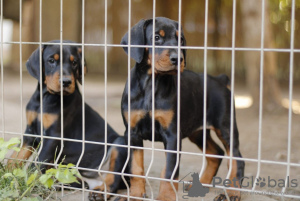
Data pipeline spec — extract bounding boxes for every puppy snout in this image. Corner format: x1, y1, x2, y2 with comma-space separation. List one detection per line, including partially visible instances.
170, 52, 183, 66
60, 77, 72, 87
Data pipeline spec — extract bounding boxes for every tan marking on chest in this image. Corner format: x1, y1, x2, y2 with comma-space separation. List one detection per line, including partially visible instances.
38, 113, 59, 129
149, 109, 174, 129
26, 110, 38, 126
123, 110, 146, 128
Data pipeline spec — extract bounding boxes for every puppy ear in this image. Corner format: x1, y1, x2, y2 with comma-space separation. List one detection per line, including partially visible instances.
76, 47, 87, 85
26, 46, 44, 81
121, 19, 152, 63
181, 33, 187, 66
172, 19, 187, 65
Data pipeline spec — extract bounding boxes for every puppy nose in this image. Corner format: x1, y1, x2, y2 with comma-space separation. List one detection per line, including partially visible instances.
170, 53, 183, 65
61, 77, 72, 87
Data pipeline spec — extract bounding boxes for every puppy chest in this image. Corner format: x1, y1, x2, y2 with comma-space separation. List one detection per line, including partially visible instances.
123, 109, 174, 130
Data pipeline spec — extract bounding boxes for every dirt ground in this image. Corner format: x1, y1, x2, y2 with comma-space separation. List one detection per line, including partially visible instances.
2, 70, 300, 201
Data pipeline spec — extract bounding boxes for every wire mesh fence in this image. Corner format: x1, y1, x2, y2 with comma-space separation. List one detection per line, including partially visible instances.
1, 0, 300, 201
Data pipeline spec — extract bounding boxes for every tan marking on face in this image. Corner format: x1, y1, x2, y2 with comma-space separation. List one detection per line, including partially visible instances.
123, 110, 146, 128
45, 72, 60, 93
149, 109, 174, 129
180, 54, 185, 72
26, 110, 38, 126
78, 48, 82, 54
70, 55, 74, 62
159, 30, 165, 37
54, 54, 59, 61
38, 113, 59, 129
7, 145, 34, 168
130, 149, 146, 197
155, 50, 173, 72
63, 75, 76, 95
45, 72, 76, 94
176, 30, 179, 37
147, 53, 152, 67
147, 54, 154, 74
147, 50, 185, 74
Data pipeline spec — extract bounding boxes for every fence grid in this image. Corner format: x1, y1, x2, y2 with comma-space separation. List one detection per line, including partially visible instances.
1, 0, 299, 200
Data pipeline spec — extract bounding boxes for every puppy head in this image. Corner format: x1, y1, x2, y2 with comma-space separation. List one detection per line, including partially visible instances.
26, 40, 87, 95
121, 17, 186, 75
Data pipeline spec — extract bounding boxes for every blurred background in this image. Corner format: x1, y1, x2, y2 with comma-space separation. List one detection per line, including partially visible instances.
1, 1, 300, 199
1, 0, 300, 113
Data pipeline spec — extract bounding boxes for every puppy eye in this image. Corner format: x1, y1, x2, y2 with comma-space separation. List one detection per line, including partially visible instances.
155, 35, 160, 41
48, 58, 55, 64
180, 37, 184, 45
72, 61, 78, 67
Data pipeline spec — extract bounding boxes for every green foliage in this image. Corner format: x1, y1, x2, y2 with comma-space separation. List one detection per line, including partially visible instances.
0, 138, 81, 200
0, 138, 21, 160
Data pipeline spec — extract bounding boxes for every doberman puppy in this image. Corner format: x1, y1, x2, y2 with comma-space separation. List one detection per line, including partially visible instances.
8, 40, 129, 201
119, 17, 245, 201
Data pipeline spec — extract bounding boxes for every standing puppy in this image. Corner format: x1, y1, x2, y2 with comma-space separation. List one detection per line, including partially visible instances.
9, 41, 128, 201
119, 17, 244, 201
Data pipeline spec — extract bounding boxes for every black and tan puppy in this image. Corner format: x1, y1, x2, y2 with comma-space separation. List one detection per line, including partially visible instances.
119, 17, 244, 201
8, 40, 129, 201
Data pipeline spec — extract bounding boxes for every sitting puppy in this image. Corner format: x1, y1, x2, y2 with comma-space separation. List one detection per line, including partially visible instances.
119, 17, 245, 201
9, 40, 128, 201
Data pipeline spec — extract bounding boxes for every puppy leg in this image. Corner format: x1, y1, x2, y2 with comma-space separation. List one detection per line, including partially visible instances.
7, 120, 38, 168
115, 135, 145, 201
7, 144, 34, 168
35, 138, 59, 172
188, 130, 224, 186
156, 135, 180, 201
89, 147, 126, 201
214, 124, 245, 201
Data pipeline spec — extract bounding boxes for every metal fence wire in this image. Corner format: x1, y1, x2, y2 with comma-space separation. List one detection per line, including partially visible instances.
1, 0, 300, 200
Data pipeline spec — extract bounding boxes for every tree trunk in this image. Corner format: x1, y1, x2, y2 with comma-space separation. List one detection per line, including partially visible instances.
10, 0, 35, 70
240, 0, 282, 113
212, 0, 222, 74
